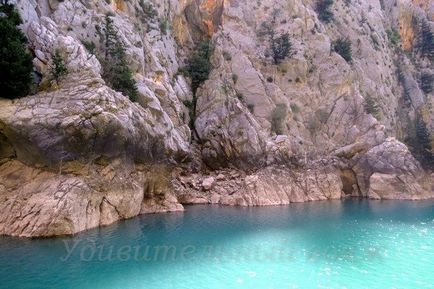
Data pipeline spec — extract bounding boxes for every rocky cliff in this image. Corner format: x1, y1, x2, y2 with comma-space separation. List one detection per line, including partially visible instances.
0, 0, 433, 237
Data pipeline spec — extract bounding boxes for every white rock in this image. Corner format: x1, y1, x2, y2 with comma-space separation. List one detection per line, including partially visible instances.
202, 177, 216, 191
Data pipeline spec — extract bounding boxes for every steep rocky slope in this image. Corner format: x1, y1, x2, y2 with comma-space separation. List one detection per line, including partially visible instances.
0, 0, 433, 236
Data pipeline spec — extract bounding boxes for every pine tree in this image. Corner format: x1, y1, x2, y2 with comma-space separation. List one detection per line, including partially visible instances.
102, 15, 117, 59
415, 115, 434, 169
0, 1, 33, 99
49, 49, 68, 85
184, 40, 212, 137
187, 40, 212, 95
417, 21, 434, 61
100, 14, 138, 102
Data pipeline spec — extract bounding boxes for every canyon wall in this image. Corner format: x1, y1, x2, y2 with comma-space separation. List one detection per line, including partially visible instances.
0, 0, 433, 236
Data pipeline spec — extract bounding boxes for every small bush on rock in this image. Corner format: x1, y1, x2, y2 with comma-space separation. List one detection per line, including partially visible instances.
364, 94, 381, 120
271, 103, 288, 135
386, 29, 401, 47
82, 40, 96, 55
332, 37, 352, 63
258, 11, 294, 64
271, 33, 293, 64
316, 0, 334, 23
420, 72, 433, 94
49, 49, 68, 86
159, 19, 168, 35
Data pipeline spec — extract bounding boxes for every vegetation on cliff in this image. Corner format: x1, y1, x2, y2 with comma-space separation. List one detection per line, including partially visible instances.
410, 114, 434, 170
49, 49, 68, 86
332, 37, 352, 63
420, 72, 433, 94
417, 20, 434, 61
271, 103, 288, 135
0, 2, 33, 99
180, 40, 212, 138
97, 14, 138, 102
364, 95, 381, 120
258, 9, 294, 64
316, 0, 334, 23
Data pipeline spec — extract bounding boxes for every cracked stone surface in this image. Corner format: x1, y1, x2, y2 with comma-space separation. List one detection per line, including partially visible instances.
0, 0, 432, 236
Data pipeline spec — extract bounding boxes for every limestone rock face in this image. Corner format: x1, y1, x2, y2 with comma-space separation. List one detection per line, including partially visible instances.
175, 164, 344, 206
0, 160, 182, 237
1, 0, 433, 237
368, 173, 433, 200
0, 78, 190, 166
354, 138, 432, 198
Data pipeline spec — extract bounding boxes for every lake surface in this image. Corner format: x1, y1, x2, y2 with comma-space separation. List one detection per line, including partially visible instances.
1, 200, 434, 289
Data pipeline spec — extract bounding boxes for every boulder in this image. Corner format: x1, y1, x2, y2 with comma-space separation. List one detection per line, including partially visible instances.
202, 177, 216, 190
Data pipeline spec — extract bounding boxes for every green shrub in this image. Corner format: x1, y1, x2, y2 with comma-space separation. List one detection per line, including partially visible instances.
315, 0, 334, 23
0, 2, 33, 99
139, 0, 157, 19
176, 67, 189, 77
271, 33, 293, 64
181, 40, 212, 136
187, 41, 212, 94
232, 73, 238, 84
159, 19, 168, 35
332, 37, 352, 63
259, 18, 294, 64
271, 103, 287, 135
82, 40, 96, 54
364, 94, 381, 120
49, 49, 68, 85
247, 103, 255, 113
236, 91, 244, 101
386, 29, 401, 47
182, 99, 193, 108
420, 72, 433, 94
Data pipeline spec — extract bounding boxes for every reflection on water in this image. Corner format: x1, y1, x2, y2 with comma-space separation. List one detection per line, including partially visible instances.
1, 200, 434, 289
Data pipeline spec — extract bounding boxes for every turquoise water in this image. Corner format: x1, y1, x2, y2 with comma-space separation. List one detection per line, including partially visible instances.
1, 200, 434, 289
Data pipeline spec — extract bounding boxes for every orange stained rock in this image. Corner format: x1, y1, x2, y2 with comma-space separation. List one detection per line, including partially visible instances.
199, 0, 224, 35
398, 7, 414, 51
202, 19, 214, 36
114, 0, 125, 11
200, 0, 220, 11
